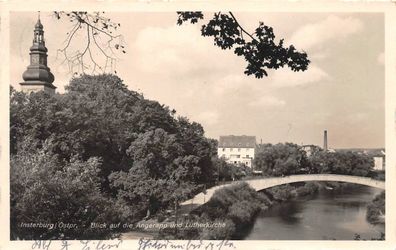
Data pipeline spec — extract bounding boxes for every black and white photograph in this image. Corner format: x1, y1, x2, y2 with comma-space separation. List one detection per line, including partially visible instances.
1, 2, 396, 250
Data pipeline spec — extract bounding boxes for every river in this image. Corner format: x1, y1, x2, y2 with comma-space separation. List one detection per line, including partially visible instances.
244, 185, 384, 240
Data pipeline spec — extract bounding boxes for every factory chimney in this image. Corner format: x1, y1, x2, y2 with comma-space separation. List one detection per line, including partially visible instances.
323, 130, 328, 151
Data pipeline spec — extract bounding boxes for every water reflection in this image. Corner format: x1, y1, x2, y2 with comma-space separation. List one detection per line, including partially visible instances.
245, 186, 384, 240
275, 203, 303, 224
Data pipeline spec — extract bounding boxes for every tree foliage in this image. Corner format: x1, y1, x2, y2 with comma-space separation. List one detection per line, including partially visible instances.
189, 182, 270, 240
213, 157, 252, 182
10, 137, 123, 240
109, 127, 210, 219
253, 143, 374, 177
309, 150, 374, 176
177, 11, 310, 78
10, 74, 219, 238
254, 143, 308, 176
366, 191, 385, 224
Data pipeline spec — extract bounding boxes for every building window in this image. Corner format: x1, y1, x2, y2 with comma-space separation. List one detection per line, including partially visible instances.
238, 148, 241, 152
246, 155, 249, 158
222, 148, 225, 151
230, 148, 233, 152
236, 155, 240, 158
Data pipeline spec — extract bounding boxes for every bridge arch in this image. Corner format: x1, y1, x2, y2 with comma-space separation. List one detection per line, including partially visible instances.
181, 174, 384, 206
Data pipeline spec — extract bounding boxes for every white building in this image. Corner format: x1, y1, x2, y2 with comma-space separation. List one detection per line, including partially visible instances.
373, 157, 384, 171
373, 150, 385, 171
217, 135, 256, 167
301, 144, 317, 157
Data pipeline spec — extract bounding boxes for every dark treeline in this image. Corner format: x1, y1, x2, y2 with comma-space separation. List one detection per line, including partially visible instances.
10, 74, 222, 240
254, 143, 377, 178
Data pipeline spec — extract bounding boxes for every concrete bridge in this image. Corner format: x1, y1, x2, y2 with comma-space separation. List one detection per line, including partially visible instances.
181, 174, 385, 206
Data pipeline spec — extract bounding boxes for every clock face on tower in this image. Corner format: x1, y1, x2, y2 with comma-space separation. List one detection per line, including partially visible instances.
31, 55, 39, 64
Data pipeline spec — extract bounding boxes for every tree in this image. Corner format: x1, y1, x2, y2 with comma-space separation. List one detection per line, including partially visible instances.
254, 143, 308, 176
52, 11, 309, 78
212, 158, 252, 182
177, 11, 310, 78
10, 137, 123, 240
309, 150, 373, 176
193, 182, 270, 239
11, 74, 191, 187
11, 75, 144, 184
11, 74, 219, 220
108, 127, 216, 220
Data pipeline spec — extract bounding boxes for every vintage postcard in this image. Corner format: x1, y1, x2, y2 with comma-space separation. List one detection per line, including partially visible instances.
1, 1, 396, 250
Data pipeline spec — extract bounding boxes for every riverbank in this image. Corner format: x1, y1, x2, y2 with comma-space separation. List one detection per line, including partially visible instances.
121, 182, 270, 240
163, 182, 271, 240
366, 191, 385, 224
122, 181, 384, 240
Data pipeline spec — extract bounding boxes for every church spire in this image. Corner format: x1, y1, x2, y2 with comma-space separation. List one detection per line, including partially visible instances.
20, 12, 56, 94
33, 12, 44, 44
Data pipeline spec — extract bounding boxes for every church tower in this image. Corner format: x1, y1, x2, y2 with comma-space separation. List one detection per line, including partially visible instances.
20, 13, 56, 94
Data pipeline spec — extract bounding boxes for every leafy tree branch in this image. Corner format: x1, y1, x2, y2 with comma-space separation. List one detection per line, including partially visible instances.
177, 11, 310, 78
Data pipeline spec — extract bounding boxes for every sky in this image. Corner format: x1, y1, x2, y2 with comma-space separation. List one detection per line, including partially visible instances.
9, 11, 385, 149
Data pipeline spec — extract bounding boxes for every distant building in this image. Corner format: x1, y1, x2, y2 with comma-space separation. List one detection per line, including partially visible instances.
218, 135, 256, 167
19, 14, 56, 94
301, 144, 317, 157
374, 157, 384, 171
373, 150, 385, 171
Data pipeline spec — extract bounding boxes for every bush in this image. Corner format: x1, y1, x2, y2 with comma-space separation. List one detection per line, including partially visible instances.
366, 191, 385, 224
10, 138, 124, 240
200, 219, 235, 240
188, 182, 269, 239
295, 182, 319, 196
267, 184, 294, 201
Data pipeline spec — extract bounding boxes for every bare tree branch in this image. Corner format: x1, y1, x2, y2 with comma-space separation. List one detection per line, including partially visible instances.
53, 11, 126, 75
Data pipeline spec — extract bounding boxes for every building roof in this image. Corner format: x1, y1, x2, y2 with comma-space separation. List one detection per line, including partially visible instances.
219, 135, 256, 148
